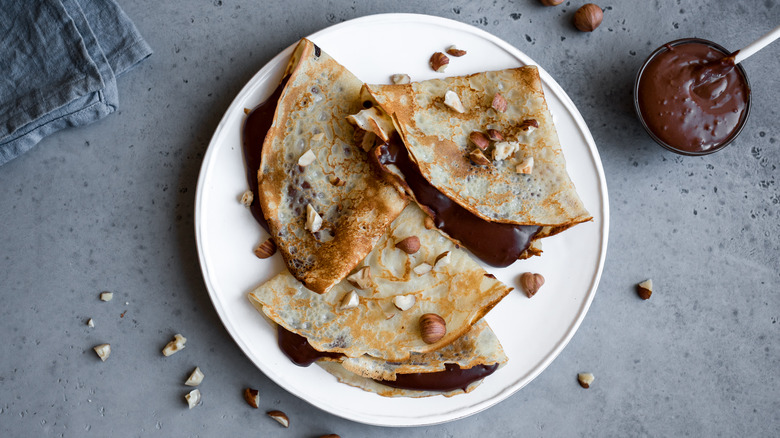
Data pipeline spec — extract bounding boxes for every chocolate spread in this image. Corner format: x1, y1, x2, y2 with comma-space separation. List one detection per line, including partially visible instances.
276, 326, 496, 392
242, 76, 289, 232
373, 136, 540, 267
636, 41, 749, 153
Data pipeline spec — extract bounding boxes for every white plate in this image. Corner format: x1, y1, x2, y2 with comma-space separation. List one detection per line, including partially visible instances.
195, 13, 609, 427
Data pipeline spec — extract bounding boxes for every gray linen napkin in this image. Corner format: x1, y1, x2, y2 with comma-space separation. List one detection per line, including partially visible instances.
0, 0, 152, 165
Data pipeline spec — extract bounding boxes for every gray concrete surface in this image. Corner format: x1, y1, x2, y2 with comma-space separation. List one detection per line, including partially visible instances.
1, 1, 778, 436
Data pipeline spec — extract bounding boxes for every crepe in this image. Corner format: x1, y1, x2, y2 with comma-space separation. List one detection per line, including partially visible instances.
247, 204, 513, 361
318, 318, 506, 398
363, 66, 591, 233
257, 38, 406, 294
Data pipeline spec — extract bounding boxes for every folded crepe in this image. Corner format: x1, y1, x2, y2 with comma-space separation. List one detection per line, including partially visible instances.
318, 318, 507, 398
257, 38, 406, 294
248, 204, 513, 361
355, 67, 591, 263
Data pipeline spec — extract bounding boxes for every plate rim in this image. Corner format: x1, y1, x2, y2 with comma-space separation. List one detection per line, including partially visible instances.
194, 12, 609, 427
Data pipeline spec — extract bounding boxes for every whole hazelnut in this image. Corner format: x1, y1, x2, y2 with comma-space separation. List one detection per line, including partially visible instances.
520, 272, 545, 298
419, 313, 446, 344
573, 4, 603, 32
539, 0, 564, 5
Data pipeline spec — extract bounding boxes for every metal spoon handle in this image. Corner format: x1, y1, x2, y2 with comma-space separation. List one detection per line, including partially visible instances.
733, 24, 780, 64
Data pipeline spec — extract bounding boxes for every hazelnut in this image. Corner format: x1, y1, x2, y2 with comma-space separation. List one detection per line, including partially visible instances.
243, 388, 260, 408
305, 204, 323, 233
393, 294, 416, 311
637, 279, 653, 300
267, 410, 290, 428
539, 0, 564, 5
395, 236, 421, 254
446, 45, 467, 57
492, 141, 520, 161
391, 73, 411, 84
519, 118, 539, 133
573, 4, 603, 32
469, 131, 490, 150
487, 129, 505, 141
340, 290, 360, 310
520, 272, 545, 297
185, 389, 202, 409
516, 156, 534, 175
311, 132, 325, 142
162, 333, 187, 356
99, 292, 113, 302
434, 251, 451, 267
346, 266, 371, 289
429, 52, 450, 72
423, 216, 436, 230
468, 149, 492, 166
297, 149, 317, 167
87, 318, 95, 328
413, 262, 433, 275
420, 313, 446, 344
492, 93, 508, 113
93, 343, 111, 361
577, 372, 595, 389
240, 190, 253, 207
443, 90, 466, 113
184, 367, 204, 386
328, 175, 346, 186
253, 238, 277, 259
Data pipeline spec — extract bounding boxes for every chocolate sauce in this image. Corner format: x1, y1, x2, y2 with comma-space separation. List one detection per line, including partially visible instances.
276, 326, 496, 391
374, 137, 540, 267
374, 363, 499, 393
636, 41, 750, 153
277, 325, 343, 366
242, 76, 290, 232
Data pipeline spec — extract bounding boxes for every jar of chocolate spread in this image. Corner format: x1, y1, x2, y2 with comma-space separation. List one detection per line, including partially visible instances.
634, 38, 751, 155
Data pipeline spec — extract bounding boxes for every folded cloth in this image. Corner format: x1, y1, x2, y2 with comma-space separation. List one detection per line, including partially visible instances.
0, 0, 152, 165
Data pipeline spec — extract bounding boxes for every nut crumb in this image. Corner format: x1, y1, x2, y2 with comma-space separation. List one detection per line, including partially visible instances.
93, 344, 111, 361
185, 389, 201, 409
577, 372, 594, 389
391, 74, 411, 84
240, 190, 253, 207
184, 367, 204, 386
162, 334, 187, 357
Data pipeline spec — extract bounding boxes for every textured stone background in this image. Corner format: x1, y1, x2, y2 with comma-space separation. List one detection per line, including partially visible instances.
0, 1, 778, 436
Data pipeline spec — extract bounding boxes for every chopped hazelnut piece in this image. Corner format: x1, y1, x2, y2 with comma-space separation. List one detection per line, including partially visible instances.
254, 238, 277, 259
469, 131, 490, 150
267, 410, 290, 427
297, 149, 317, 167
391, 73, 411, 84
87, 318, 95, 328
429, 52, 449, 72
328, 175, 346, 186
446, 45, 467, 57
443, 90, 465, 113
468, 149, 491, 166
340, 290, 360, 310
99, 292, 113, 302
240, 190, 253, 207
93, 343, 111, 361
492, 141, 520, 161
434, 251, 451, 267
637, 279, 653, 300
185, 389, 201, 409
162, 334, 187, 356
305, 204, 322, 233
516, 156, 534, 175
393, 294, 416, 311
346, 266, 371, 289
184, 367, 204, 386
487, 129, 505, 141
492, 93, 508, 113
413, 263, 433, 275
578, 372, 595, 389
243, 388, 260, 408
311, 132, 325, 142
